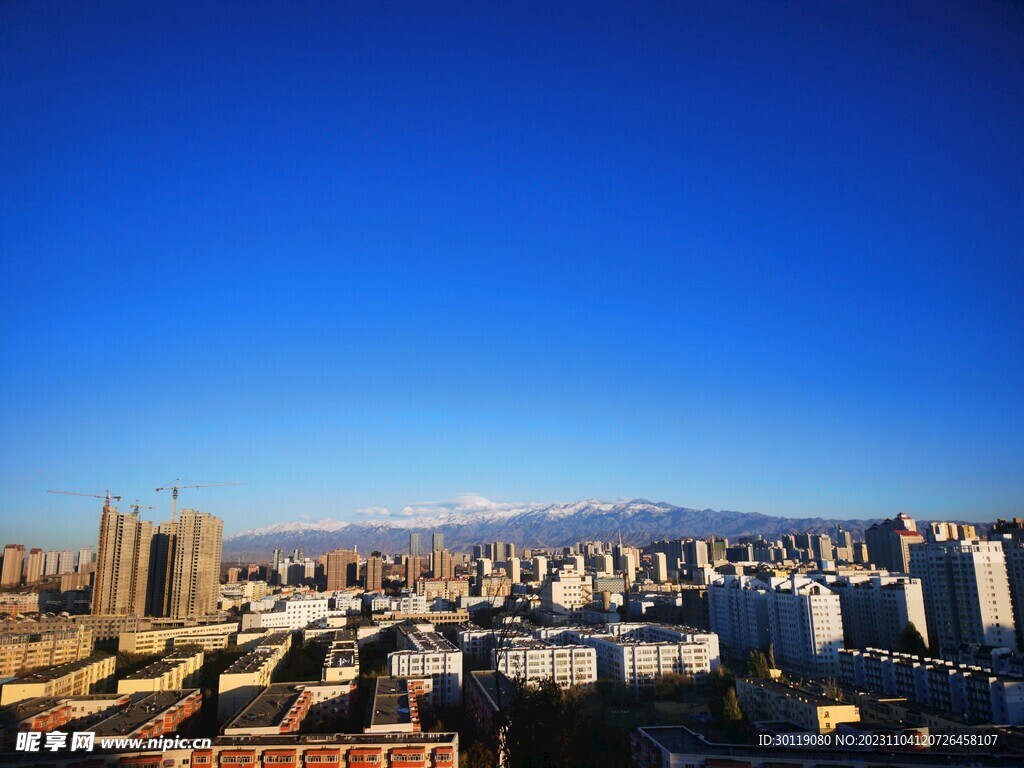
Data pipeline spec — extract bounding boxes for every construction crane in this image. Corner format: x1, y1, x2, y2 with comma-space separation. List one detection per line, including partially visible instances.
155, 479, 244, 524
128, 500, 155, 515
48, 489, 122, 508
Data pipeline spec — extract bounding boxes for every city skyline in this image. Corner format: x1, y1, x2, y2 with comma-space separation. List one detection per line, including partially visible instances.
3, 2, 1024, 546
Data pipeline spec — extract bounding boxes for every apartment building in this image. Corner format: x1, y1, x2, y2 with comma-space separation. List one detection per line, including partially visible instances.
415, 577, 470, 601
322, 636, 359, 683
364, 676, 431, 734
457, 626, 532, 662
909, 540, 1016, 653
387, 623, 463, 707
865, 514, 923, 573
169, 509, 223, 619
768, 575, 845, 678
5, 734, 461, 768
0, 653, 115, 705
118, 621, 238, 654
539, 570, 591, 618
735, 677, 860, 733
0, 624, 93, 677
218, 632, 294, 720
707, 575, 772, 652
117, 648, 204, 693
242, 596, 331, 631
812, 574, 929, 651
492, 640, 597, 687
839, 647, 1024, 725
222, 683, 312, 736
536, 624, 718, 688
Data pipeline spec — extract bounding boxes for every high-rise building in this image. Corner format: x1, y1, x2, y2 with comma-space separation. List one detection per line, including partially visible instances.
146, 522, 176, 617
409, 533, 422, 558
708, 575, 772, 652
76, 547, 93, 572
431, 548, 454, 580
865, 514, 923, 573
1000, 538, 1024, 648
652, 552, 669, 583
403, 555, 423, 588
683, 540, 709, 568
531, 556, 549, 581
364, 556, 384, 592
836, 527, 853, 552
431, 533, 444, 552
909, 539, 1015, 652
810, 574, 929, 652
168, 509, 223, 619
507, 556, 521, 584
768, 575, 845, 677
93, 505, 145, 615
24, 548, 45, 584
326, 548, 359, 591
44, 550, 61, 577
476, 558, 492, 582
1, 545, 25, 586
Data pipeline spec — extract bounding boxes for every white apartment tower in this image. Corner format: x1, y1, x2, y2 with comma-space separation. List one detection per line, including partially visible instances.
768, 575, 845, 678
909, 540, 1015, 652
708, 575, 772, 652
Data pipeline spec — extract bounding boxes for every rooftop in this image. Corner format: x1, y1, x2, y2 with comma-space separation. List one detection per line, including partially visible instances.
4, 653, 111, 684
367, 677, 414, 729
224, 683, 306, 731
90, 690, 198, 737
123, 650, 201, 680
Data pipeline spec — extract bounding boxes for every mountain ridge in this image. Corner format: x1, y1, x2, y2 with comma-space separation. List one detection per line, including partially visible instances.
222, 498, 889, 560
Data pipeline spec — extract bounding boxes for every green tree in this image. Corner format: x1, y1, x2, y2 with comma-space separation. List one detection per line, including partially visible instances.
722, 687, 743, 722
747, 650, 771, 678
899, 622, 928, 656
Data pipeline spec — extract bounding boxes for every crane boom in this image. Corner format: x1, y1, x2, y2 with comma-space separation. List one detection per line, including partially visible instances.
155, 479, 243, 524
48, 489, 121, 507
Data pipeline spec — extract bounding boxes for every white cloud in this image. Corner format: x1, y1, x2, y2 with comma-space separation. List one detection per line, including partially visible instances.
354, 506, 390, 518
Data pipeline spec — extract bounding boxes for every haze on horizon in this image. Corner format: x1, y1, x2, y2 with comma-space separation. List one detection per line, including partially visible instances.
2, 2, 1023, 549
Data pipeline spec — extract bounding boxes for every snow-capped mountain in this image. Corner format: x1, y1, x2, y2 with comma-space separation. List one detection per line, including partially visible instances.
222, 498, 883, 559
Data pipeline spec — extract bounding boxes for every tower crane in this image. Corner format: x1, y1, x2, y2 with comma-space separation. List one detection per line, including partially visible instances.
128, 500, 155, 515
155, 479, 244, 524
48, 489, 122, 508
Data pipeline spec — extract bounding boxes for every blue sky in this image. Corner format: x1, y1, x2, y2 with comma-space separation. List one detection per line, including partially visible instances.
1, 1, 1022, 548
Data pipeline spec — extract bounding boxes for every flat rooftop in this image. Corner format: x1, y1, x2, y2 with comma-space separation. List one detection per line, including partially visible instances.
123, 651, 200, 680
367, 677, 413, 729
400, 630, 459, 653
225, 683, 305, 731
4, 653, 111, 684
90, 690, 198, 737
224, 634, 290, 674
0, 693, 126, 728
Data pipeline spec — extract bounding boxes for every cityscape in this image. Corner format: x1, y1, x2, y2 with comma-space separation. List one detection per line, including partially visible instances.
4, 498, 1024, 766
3, 2, 1023, 768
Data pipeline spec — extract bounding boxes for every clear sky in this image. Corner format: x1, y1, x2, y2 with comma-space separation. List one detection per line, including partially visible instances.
2, 1, 1022, 549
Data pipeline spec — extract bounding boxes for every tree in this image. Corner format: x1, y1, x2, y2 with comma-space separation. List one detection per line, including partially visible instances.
462, 740, 498, 768
722, 687, 743, 723
899, 622, 928, 656
747, 650, 771, 678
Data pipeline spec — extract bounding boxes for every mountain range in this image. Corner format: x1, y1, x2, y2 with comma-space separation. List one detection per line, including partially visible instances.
222, 498, 888, 560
